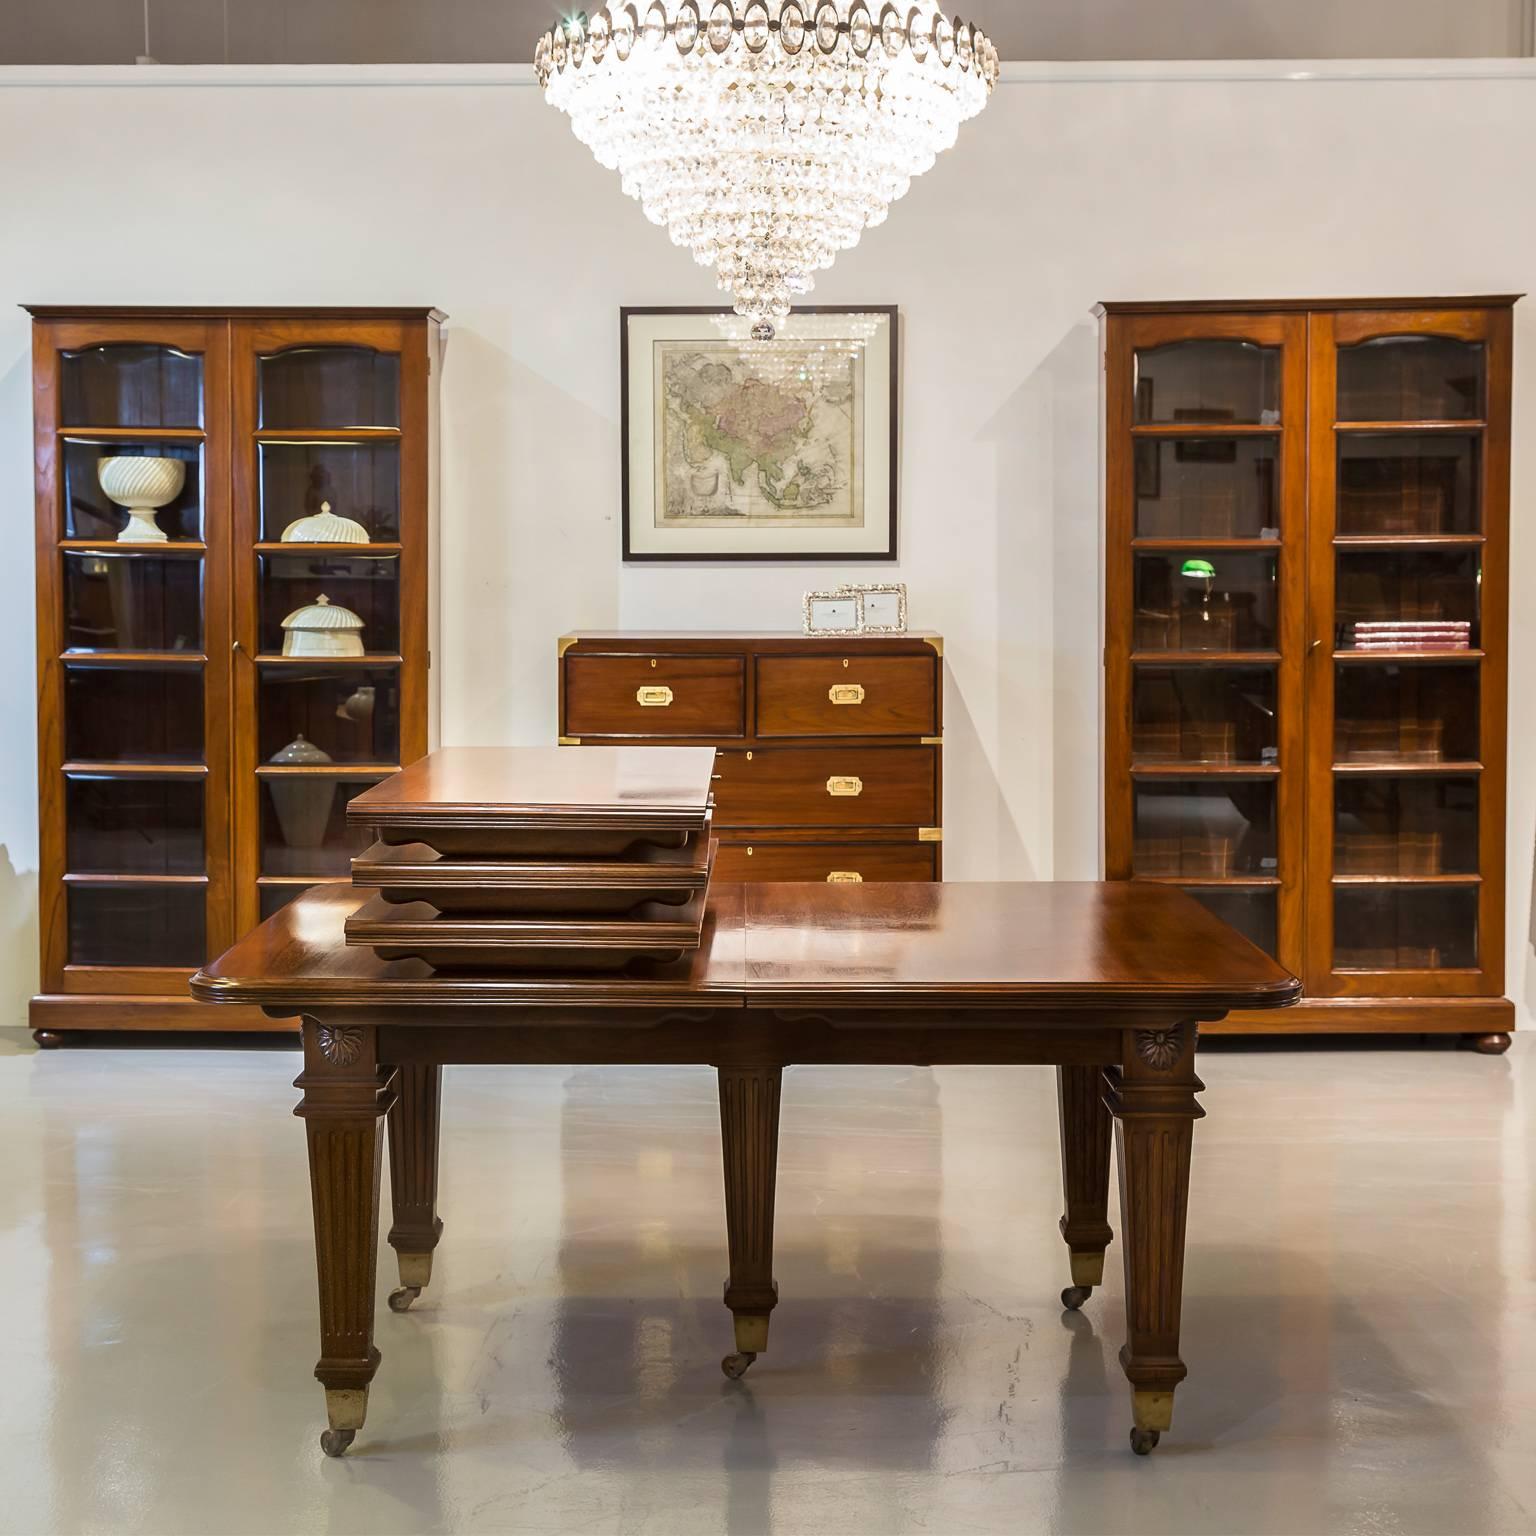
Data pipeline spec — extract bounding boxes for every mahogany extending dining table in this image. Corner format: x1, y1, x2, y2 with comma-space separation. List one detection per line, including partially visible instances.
191, 879, 1299, 1458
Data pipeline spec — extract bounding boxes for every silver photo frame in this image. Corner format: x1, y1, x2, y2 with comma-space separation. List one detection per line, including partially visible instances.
803, 589, 863, 636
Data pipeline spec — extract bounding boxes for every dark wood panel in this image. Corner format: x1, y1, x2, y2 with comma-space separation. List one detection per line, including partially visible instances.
755, 655, 936, 737
564, 653, 746, 738
711, 746, 936, 829
715, 841, 936, 883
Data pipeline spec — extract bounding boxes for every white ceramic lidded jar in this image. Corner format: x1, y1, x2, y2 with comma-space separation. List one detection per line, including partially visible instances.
280, 499, 370, 544
280, 594, 365, 658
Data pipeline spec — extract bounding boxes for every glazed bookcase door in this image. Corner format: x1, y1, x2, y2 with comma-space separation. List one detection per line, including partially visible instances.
1104, 312, 1308, 977
1304, 308, 1511, 998
229, 318, 430, 937
34, 318, 235, 997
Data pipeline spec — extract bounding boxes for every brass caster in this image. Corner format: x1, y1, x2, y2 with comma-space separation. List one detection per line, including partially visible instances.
320, 1428, 356, 1458
388, 1286, 421, 1313
1130, 1427, 1161, 1456
721, 1352, 758, 1381
1061, 1285, 1093, 1311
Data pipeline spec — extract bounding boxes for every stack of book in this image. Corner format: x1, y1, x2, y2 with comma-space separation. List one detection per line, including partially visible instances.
342, 746, 716, 970
1349, 620, 1471, 652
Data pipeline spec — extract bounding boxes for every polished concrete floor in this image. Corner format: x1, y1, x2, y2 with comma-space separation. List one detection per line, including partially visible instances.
0, 1033, 1533, 1536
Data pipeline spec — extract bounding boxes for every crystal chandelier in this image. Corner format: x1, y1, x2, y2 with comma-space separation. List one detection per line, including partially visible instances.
537, 4, 997, 338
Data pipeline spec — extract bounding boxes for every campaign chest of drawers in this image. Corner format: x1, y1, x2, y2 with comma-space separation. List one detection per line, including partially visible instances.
558, 632, 943, 882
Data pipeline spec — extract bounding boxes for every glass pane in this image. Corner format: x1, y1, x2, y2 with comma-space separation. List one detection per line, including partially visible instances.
63, 551, 202, 653
260, 775, 385, 877
1333, 885, 1477, 971
65, 664, 204, 764
1179, 885, 1277, 958
258, 441, 400, 542
1134, 551, 1278, 651
1337, 433, 1479, 537
66, 776, 204, 875
258, 348, 400, 430
258, 664, 400, 764
67, 882, 205, 967
260, 884, 312, 922
1132, 666, 1278, 765
1335, 548, 1479, 650
1132, 780, 1277, 877
1334, 775, 1478, 877
1133, 341, 1280, 425
63, 439, 203, 543
259, 554, 398, 655
1134, 435, 1279, 539
60, 345, 202, 429
1335, 662, 1479, 764
1337, 336, 1484, 422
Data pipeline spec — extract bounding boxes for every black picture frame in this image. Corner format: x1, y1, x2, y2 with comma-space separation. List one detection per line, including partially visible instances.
620, 305, 900, 563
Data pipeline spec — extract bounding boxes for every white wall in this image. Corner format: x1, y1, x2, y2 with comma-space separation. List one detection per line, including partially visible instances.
0, 62, 1533, 1027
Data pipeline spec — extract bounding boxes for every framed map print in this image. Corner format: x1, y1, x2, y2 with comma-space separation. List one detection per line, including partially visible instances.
621, 306, 899, 562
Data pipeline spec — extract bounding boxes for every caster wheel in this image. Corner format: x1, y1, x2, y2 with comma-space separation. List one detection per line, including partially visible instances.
1061, 1285, 1093, 1311
721, 1352, 758, 1381
387, 1286, 421, 1313
320, 1428, 356, 1458
1129, 1427, 1160, 1456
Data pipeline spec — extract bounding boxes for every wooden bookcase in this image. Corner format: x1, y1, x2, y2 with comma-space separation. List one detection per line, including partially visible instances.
1100, 297, 1516, 1051
28, 306, 441, 1042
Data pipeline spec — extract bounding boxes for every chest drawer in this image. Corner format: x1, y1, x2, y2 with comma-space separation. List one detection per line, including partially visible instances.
715, 841, 936, 883
711, 746, 937, 828
755, 655, 937, 737
564, 654, 745, 738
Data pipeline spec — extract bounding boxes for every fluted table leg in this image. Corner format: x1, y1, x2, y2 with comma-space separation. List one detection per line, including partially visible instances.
717, 1065, 782, 1380
295, 1017, 395, 1457
386, 1063, 444, 1312
1057, 1063, 1114, 1310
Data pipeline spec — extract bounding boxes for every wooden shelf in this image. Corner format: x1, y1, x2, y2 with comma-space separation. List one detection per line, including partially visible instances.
1334, 419, 1485, 433
1128, 423, 1280, 437
255, 763, 398, 778
1332, 760, 1483, 776
61, 649, 206, 665
1333, 534, 1484, 549
59, 539, 207, 553
1333, 648, 1482, 663
256, 875, 351, 887
1134, 874, 1282, 888
1131, 650, 1282, 665
1130, 763, 1280, 778
61, 761, 209, 776
254, 427, 400, 442
253, 542, 402, 554
1332, 873, 1482, 886
62, 872, 209, 886
1132, 538, 1282, 552
254, 652, 403, 666
58, 425, 204, 440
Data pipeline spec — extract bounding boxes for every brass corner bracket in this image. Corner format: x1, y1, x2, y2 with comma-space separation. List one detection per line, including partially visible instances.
557, 635, 580, 659
558, 735, 581, 747
921, 636, 944, 658
918, 827, 943, 843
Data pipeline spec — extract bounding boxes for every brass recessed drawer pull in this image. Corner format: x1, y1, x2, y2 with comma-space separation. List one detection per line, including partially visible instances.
828, 683, 865, 706
826, 775, 863, 797
635, 686, 674, 707
826, 870, 864, 883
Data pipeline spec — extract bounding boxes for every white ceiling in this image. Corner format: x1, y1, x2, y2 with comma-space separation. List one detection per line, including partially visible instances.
4, 0, 1531, 64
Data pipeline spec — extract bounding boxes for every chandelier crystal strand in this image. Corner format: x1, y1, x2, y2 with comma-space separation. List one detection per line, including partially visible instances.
538, 3, 997, 339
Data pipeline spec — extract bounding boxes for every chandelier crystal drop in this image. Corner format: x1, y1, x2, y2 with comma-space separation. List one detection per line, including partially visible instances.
537, 3, 998, 338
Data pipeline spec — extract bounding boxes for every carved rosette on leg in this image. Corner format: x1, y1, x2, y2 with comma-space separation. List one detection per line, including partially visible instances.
1103, 1021, 1204, 1456
717, 1065, 783, 1381
1057, 1064, 1114, 1311
295, 1016, 396, 1457
387, 1063, 444, 1312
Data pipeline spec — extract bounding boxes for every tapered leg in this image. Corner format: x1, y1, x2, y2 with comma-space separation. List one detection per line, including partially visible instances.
1104, 1022, 1204, 1455
386, 1063, 444, 1312
1057, 1064, 1114, 1309
295, 1018, 395, 1457
717, 1065, 782, 1380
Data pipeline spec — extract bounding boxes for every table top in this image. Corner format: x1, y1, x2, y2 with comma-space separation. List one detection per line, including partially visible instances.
346, 746, 718, 834
192, 881, 1300, 1015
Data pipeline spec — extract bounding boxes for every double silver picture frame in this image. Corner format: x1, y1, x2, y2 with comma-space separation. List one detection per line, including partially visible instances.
803, 582, 909, 637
